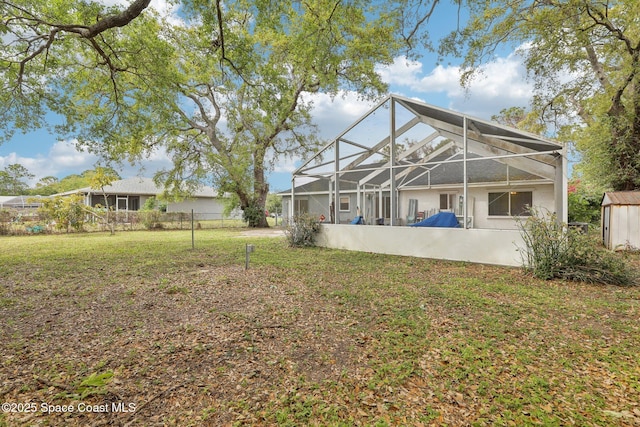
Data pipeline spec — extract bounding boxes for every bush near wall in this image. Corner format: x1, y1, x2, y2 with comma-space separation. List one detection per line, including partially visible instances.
518, 209, 636, 286
284, 214, 320, 247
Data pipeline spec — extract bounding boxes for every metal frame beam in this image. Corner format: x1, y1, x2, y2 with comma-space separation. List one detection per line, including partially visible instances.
291, 94, 566, 228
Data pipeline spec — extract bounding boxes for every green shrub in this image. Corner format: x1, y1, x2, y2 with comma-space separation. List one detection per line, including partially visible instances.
142, 196, 167, 212
518, 209, 636, 286
140, 210, 163, 230
140, 197, 166, 229
38, 194, 86, 232
285, 214, 321, 247
567, 182, 602, 224
243, 203, 265, 228
568, 191, 601, 224
0, 209, 11, 235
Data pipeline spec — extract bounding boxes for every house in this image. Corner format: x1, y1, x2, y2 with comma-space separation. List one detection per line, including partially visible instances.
601, 191, 640, 250
282, 94, 567, 266
283, 143, 556, 229
284, 94, 566, 230
55, 177, 236, 220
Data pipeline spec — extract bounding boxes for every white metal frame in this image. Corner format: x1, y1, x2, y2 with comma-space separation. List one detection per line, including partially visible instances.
291, 94, 567, 228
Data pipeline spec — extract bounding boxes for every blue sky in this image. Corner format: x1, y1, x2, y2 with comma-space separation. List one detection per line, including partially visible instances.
0, 1, 538, 193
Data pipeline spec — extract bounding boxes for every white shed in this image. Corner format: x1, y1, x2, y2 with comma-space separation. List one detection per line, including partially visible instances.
601, 191, 640, 250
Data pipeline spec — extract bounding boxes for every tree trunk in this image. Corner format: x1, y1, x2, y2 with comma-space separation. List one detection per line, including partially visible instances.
252, 155, 270, 228
607, 84, 640, 191
101, 188, 115, 235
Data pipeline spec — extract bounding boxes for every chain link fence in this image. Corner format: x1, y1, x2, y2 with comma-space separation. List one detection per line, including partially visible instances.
0, 208, 253, 235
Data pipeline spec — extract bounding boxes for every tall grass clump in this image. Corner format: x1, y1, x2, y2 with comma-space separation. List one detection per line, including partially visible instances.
284, 214, 320, 247
518, 208, 636, 286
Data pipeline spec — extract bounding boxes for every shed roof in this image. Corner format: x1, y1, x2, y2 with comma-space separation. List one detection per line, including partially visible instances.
601, 191, 640, 206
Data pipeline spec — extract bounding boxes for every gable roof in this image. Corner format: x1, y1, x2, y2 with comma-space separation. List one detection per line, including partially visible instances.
55, 177, 219, 198
602, 191, 640, 206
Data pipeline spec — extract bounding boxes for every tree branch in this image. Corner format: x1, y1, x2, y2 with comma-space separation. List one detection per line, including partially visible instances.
60, 0, 152, 38
403, 0, 441, 49
585, 3, 635, 56
215, 0, 253, 85
17, 28, 59, 87
6, 0, 151, 90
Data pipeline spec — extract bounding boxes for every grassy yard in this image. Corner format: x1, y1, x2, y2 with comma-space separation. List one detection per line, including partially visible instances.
0, 229, 639, 426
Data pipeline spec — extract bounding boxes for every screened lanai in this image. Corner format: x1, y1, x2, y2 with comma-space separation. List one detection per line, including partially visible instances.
289, 94, 567, 230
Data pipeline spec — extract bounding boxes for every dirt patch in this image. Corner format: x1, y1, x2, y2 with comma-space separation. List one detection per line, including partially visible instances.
0, 262, 360, 426
237, 227, 286, 238
1, 234, 639, 426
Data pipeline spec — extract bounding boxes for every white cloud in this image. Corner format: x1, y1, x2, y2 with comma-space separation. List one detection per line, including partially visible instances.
0, 140, 97, 186
378, 50, 534, 119
417, 64, 465, 96
48, 140, 97, 169
376, 57, 424, 88
0, 140, 177, 188
272, 158, 298, 174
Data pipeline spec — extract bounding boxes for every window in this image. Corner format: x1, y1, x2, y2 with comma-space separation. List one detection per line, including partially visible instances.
129, 196, 140, 211
339, 196, 350, 212
91, 194, 115, 208
117, 196, 128, 211
488, 191, 532, 216
294, 199, 308, 214
373, 195, 391, 219
439, 193, 457, 211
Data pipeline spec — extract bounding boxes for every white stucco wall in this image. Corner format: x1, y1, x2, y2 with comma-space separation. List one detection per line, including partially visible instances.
316, 224, 527, 267
167, 198, 231, 219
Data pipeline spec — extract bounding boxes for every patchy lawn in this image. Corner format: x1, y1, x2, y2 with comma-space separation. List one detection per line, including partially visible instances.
0, 230, 639, 426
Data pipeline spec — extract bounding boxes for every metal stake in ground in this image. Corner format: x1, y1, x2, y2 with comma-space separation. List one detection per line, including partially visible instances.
245, 244, 255, 270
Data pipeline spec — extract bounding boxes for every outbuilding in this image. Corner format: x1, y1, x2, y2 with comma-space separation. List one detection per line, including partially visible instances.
601, 191, 640, 250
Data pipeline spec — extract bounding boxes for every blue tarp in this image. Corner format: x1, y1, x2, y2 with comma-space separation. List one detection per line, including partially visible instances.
350, 216, 364, 225
410, 212, 460, 228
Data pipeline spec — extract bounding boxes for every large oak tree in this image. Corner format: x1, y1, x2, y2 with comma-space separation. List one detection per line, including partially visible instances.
1, 0, 443, 226
443, 0, 640, 191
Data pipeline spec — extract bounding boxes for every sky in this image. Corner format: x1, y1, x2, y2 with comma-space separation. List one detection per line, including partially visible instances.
0, 1, 538, 193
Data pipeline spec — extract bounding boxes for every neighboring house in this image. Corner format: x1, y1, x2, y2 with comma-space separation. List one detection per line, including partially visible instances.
55, 177, 237, 220
0, 195, 43, 210
283, 94, 566, 231
601, 191, 640, 250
